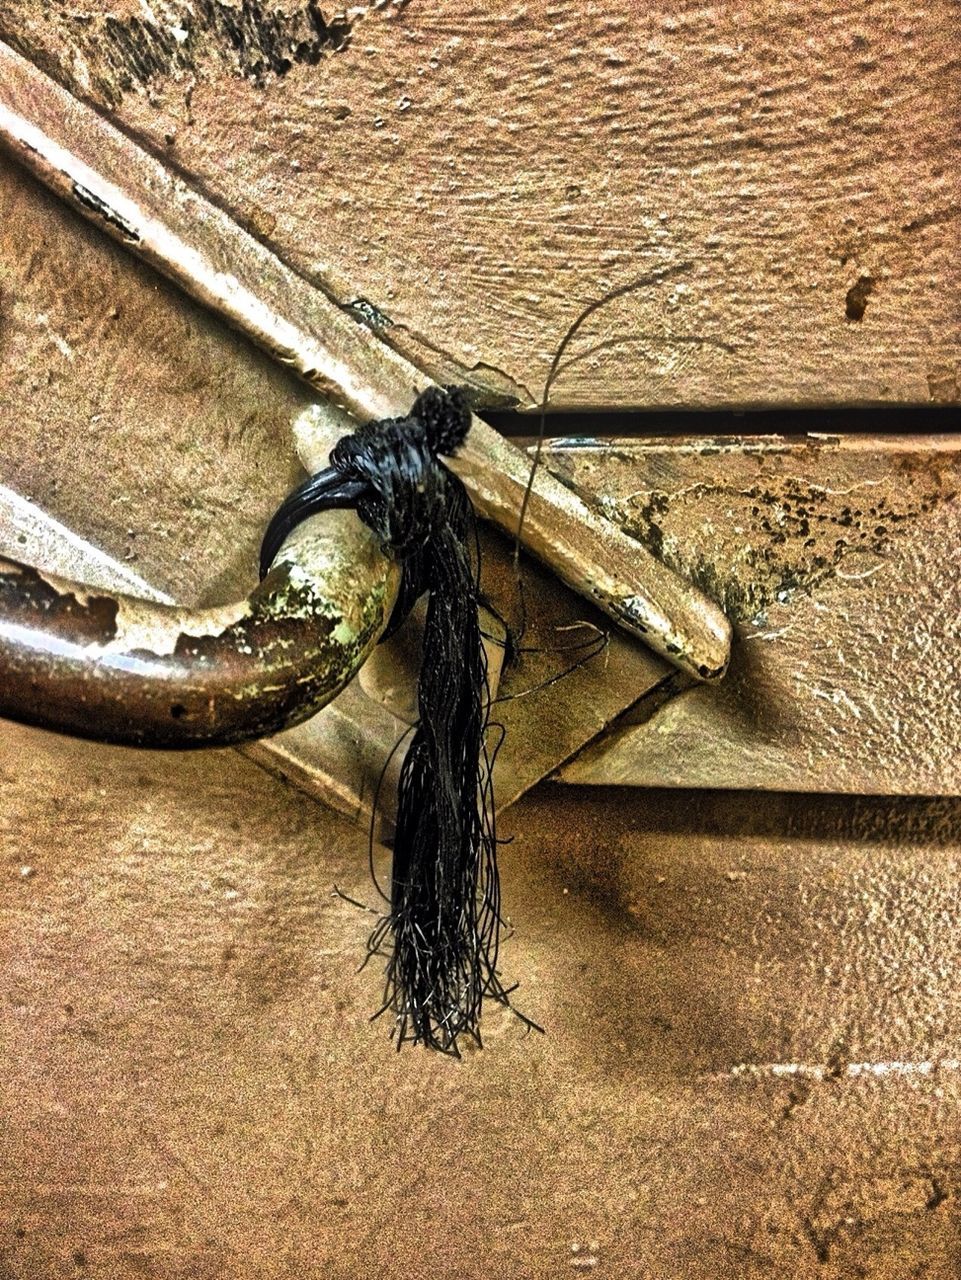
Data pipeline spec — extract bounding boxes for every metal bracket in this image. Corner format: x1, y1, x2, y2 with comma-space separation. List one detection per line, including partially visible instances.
0, 41, 731, 748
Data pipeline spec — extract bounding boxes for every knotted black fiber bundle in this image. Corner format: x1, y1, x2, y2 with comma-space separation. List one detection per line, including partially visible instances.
261, 387, 515, 1054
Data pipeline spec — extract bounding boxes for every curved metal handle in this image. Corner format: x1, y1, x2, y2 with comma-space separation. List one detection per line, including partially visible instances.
0, 506, 400, 748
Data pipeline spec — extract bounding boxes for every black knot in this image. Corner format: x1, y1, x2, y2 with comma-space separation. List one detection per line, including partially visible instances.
330, 386, 469, 557
410, 384, 471, 456
332, 417, 441, 556
331, 431, 428, 558
258, 386, 471, 578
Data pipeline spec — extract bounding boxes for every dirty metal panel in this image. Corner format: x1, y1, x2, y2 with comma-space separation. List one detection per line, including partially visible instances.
0, 149, 310, 609
0, 59, 728, 685
546, 433, 961, 795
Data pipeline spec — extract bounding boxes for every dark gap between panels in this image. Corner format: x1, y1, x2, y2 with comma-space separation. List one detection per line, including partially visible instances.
480, 404, 958, 440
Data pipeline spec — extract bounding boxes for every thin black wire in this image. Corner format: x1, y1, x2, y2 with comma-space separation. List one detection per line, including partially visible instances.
263, 270, 697, 1052
263, 387, 546, 1054
510, 262, 694, 643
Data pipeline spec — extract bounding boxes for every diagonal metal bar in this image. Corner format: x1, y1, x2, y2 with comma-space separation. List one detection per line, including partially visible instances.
0, 39, 731, 687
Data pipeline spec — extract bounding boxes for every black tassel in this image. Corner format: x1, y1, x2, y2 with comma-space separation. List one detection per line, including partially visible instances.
261, 386, 521, 1053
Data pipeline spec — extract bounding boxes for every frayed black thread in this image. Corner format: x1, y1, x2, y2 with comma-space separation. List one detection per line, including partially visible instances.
261, 386, 540, 1054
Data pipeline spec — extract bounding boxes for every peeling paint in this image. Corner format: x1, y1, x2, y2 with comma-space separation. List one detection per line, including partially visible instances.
2, 1, 361, 105
0, 560, 119, 644
0, 551, 389, 747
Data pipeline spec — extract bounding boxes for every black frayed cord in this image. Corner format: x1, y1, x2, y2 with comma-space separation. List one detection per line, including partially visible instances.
261, 386, 532, 1054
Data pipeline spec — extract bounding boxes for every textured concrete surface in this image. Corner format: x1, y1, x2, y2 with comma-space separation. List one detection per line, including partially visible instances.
2, 718, 961, 1278
1, 0, 957, 410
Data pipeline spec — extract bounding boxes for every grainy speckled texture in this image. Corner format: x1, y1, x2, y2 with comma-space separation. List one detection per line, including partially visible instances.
0, 0, 957, 409
551, 434, 961, 794
2, 721, 961, 1277
1, 15, 959, 1276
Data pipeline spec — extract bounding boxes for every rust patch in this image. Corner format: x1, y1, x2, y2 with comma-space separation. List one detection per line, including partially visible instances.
0, 558, 387, 749
582, 472, 959, 625
169, 575, 335, 668
0, 559, 118, 644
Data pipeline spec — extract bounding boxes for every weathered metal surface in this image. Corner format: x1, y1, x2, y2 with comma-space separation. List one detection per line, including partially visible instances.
1, 0, 956, 412
0, 40, 732, 683
0, 238, 400, 752
0, 149, 667, 807
0, 145, 309, 611
4, 721, 961, 1276
0, 477, 664, 815
0, 508, 394, 746
550, 433, 961, 795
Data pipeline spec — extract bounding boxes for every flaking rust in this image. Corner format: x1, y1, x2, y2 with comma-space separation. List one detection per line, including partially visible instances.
0, 560, 119, 644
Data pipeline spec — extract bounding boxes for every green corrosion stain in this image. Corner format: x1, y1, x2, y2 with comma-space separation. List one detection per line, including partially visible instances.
332, 618, 357, 647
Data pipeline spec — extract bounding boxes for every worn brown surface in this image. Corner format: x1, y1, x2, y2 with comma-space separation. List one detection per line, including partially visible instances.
1, 16, 960, 1280
2, 718, 961, 1278
1, 0, 958, 409
0, 538, 394, 748
549, 433, 961, 795
0, 147, 309, 608
3, 124, 959, 802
